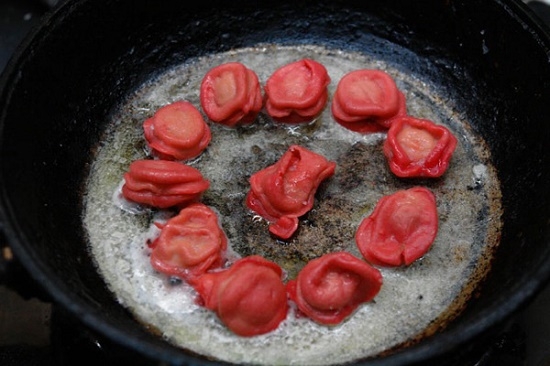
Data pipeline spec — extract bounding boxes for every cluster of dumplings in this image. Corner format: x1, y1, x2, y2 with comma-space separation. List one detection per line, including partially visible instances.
116, 58, 458, 337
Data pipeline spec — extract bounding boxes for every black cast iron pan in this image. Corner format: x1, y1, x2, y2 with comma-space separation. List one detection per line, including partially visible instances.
0, 0, 549, 364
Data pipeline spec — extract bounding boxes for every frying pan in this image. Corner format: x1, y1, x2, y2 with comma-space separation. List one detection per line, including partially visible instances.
1, 0, 549, 364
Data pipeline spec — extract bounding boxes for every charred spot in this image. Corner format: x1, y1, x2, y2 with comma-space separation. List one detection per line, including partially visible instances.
169, 277, 183, 286
335, 142, 373, 191
250, 144, 262, 155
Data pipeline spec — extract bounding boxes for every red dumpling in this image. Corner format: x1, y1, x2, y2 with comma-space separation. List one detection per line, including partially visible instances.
149, 203, 227, 280
265, 59, 330, 123
200, 62, 263, 127
383, 116, 458, 178
191, 255, 288, 337
287, 252, 382, 325
143, 101, 211, 161
246, 145, 336, 239
121, 159, 209, 209
355, 187, 438, 266
332, 69, 406, 133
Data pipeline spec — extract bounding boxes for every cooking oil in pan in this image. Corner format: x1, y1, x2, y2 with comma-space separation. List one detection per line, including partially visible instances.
83, 44, 502, 365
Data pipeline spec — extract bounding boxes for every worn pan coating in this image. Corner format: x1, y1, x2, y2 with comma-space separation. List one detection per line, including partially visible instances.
1, 0, 549, 365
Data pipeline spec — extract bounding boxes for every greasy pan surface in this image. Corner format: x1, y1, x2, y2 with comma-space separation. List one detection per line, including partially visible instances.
1, 0, 549, 364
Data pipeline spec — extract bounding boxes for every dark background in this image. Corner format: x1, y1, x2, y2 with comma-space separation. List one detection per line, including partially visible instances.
1, 1, 549, 365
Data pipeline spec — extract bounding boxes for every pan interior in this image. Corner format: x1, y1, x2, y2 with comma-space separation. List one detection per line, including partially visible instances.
83, 44, 501, 365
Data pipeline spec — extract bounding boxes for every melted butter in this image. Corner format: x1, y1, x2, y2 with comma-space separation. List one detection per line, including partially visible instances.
83, 44, 502, 365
